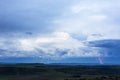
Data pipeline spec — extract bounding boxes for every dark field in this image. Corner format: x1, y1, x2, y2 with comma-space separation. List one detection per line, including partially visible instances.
0, 63, 120, 80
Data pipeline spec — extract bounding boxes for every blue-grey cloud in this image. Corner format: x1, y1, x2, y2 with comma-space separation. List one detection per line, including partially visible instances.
0, 0, 76, 34
0, 0, 120, 39
0, 0, 120, 64
88, 39, 120, 57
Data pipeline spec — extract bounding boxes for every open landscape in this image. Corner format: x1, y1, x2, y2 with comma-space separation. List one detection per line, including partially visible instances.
0, 0, 120, 80
0, 63, 120, 80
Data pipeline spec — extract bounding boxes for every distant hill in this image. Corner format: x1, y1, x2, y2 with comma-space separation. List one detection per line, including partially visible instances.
49, 63, 103, 66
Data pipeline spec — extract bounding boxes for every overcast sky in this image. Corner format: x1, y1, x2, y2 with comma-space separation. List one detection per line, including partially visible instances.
0, 0, 120, 64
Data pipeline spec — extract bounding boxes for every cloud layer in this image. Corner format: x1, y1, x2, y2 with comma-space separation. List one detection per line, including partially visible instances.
0, 0, 120, 63
0, 32, 104, 59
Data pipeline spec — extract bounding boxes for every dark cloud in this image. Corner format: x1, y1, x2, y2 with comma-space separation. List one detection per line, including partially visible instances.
0, 0, 120, 64
25, 32, 33, 35
88, 39, 120, 57
0, 0, 74, 34
88, 39, 120, 48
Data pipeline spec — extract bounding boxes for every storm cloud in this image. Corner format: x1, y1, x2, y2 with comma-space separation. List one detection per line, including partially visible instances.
0, 0, 120, 63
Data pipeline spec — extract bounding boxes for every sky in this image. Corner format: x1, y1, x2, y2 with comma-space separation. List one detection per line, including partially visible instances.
0, 0, 120, 64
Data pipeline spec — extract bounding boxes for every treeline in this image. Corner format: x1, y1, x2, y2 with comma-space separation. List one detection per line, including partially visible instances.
64, 76, 120, 80
0, 64, 120, 76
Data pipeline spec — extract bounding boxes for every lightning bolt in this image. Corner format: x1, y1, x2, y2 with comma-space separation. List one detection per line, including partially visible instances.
98, 57, 104, 64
